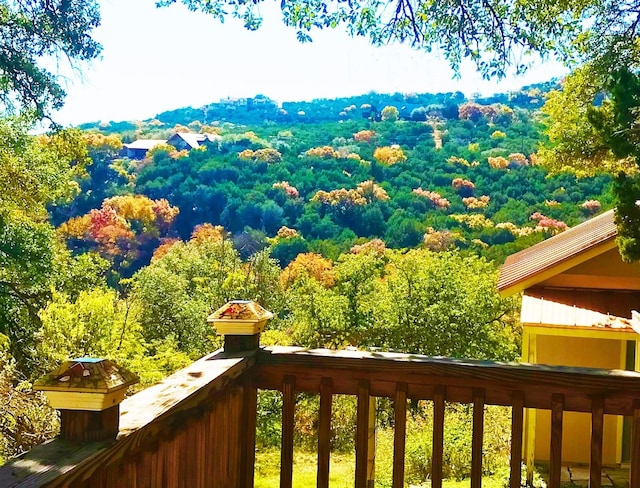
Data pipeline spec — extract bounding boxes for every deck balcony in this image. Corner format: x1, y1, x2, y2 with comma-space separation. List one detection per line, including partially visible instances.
2, 339, 640, 488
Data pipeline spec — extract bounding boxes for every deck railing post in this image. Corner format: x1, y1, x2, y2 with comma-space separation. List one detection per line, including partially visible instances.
224, 333, 261, 353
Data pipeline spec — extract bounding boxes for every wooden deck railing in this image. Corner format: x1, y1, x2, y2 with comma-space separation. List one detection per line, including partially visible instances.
3, 345, 640, 487
256, 347, 640, 488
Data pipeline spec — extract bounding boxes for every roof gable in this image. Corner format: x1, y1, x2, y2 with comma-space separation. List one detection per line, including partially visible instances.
169, 132, 206, 149
498, 210, 618, 296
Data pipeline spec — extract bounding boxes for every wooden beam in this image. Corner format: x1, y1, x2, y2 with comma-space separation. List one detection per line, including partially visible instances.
392, 383, 407, 488
510, 391, 524, 488
281, 375, 296, 488
317, 378, 333, 488
539, 273, 640, 291
524, 330, 536, 486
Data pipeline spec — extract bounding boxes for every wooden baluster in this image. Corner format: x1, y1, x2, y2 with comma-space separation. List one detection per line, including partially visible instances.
355, 380, 371, 488
471, 388, 485, 488
281, 375, 296, 488
392, 383, 408, 488
317, 378, 333, 488
510, 391, 524, 488
549, 394, 564, 488
631, 399, 640, 488
367, 396, 377, 487
241, 378, 258, 488
590, 396, 604, 488
432, 385, 446, 488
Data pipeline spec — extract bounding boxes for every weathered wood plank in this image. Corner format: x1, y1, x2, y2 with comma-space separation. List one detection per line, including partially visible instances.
471, 388, 485, 488
509, 391, 524, 488
355, 380, 371, 488
392, 383, 407, 488
281, 375, 296, 488
590, 396, 604, 488
205, 404, 216, 486
317, 378, 333, 488
549, 394, 564, 488
432, 386, 446, 488
228, 386, 243, 488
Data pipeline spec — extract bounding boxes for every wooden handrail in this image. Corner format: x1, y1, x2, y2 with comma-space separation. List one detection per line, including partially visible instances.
255, 346, 640, 415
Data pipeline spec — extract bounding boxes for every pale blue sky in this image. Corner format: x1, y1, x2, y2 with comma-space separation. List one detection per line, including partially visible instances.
53, 0, 568, 126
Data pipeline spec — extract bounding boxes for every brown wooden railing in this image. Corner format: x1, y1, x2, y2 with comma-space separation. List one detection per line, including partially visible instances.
2, 345, 640, 487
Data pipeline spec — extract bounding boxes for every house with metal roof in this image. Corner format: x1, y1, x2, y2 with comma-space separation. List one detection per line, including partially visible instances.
498, 209, 640, 467
122, 139, 167, 160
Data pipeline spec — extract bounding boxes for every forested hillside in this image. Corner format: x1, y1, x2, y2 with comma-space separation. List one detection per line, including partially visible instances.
61, 84, 612, 278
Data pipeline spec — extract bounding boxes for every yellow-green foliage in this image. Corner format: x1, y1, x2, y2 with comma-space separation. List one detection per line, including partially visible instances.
36, 288, 191, 389
0, 334, 59, 463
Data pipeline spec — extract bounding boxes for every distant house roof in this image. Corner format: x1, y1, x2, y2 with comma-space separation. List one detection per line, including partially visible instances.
124, 139, 167, 150
497, 210, 618, 296
167, 132, 221, 149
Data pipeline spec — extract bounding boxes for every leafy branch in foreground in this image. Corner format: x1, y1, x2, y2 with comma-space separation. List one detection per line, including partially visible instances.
0, 1, 102, 118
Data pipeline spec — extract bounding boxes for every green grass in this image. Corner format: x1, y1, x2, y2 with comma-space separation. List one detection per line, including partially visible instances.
254, 449, 354, 488
253, 448, 510, 488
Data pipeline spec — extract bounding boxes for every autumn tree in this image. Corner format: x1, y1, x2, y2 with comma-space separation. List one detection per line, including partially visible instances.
58, 195, 179, 272
373, 145, 407, 165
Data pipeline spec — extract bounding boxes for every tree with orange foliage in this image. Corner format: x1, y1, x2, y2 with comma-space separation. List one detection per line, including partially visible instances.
353, 130, 376, 142
487, 156, 509, 169
272, 181, 300, 198
58, 195, 180, 271
280, 253, 335, 289
412, 188, 450, 209
451, 178, 475, 198
190, 223, 227, 243
305, 146, 339, 159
